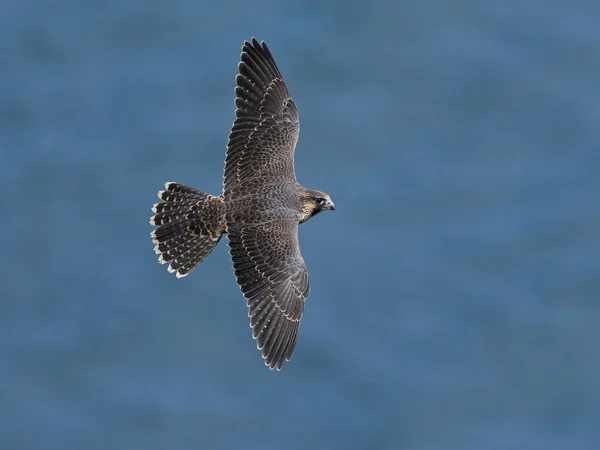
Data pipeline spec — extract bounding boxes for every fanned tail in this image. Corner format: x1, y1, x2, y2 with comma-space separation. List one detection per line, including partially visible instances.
150, 182, 224, 278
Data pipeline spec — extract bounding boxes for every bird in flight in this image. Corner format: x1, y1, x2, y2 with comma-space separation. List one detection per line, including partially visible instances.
149, 38, 335, 370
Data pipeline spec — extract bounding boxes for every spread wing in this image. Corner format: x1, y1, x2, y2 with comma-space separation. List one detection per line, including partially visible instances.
227, 219, 309, 370
222, 38, 300, 198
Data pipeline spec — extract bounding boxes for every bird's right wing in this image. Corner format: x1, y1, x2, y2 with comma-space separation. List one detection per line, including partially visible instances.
222, 39, 300, 198
227, 219, 309, 370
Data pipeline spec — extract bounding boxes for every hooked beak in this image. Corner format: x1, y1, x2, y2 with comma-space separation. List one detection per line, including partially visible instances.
325, 200, 336, 211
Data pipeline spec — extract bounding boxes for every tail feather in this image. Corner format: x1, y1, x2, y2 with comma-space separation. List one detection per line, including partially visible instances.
151, 218, 197, 240
168, 234, 223, 277
150, 182, 224, 277
157, 182, 208, 204
151, 206, 200, 226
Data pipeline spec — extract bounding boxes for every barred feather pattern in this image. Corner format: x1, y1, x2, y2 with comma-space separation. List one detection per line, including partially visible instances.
227, 219, 308, 370
150, 182, 224, 278
222, 38, 300, 198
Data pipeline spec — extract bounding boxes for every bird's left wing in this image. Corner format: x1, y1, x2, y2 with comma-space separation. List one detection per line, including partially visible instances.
227, 219, 309, 370
222, 38, 300, 198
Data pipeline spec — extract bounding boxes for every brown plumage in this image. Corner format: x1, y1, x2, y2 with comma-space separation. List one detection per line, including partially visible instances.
149, 38, 335, 370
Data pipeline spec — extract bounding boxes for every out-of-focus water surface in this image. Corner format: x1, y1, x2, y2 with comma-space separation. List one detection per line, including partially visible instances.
1, 1, 599, 449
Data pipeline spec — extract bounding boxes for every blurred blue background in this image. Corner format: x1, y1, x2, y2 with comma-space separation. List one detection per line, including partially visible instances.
1, 1, 599, 449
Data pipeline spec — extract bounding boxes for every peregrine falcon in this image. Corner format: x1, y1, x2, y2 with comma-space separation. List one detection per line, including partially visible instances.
149, 39, 335, 370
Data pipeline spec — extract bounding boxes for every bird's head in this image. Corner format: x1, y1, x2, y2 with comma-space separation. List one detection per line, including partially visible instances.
299, 189, 335, 223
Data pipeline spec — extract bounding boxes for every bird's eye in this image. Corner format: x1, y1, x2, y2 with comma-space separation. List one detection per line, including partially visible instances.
316, 198, 324, 205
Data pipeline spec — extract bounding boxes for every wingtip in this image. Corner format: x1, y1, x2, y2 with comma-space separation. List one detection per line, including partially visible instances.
258, 339, 286, 371
263, 357, 284, 371
246, 37, 267, 52
263, 358, 276, 371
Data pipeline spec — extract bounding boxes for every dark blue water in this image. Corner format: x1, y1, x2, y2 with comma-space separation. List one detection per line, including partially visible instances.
2, 1, 599, 449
